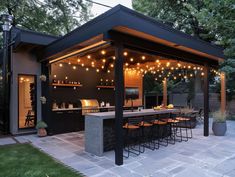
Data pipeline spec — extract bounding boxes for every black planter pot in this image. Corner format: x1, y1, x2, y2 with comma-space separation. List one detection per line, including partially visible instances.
212, 122, 227, 136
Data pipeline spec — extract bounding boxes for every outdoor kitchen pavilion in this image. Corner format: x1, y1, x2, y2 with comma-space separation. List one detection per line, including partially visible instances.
38, 5, 225, 165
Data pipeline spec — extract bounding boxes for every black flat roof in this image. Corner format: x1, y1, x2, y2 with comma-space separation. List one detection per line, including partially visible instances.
41, 5, 224, 63
12, 27, 58, 52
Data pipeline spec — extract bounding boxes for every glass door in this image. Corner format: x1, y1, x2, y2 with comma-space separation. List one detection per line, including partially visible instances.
18, 75, 37, 129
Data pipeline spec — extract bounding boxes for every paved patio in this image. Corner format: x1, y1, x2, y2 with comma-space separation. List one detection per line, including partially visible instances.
2, 120, 235, 177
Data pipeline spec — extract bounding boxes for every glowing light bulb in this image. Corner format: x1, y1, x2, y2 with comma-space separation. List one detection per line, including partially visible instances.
142, 56, 146, 60
86, 68, 89, 71
96, 69, 100, 72
73, 66, 76, 70
53, 75, 56, 78
130, 58, 134, 62
101, 50, 106, 55
81, 63, 84, 67
156, 59, 159, 63
125, 63, 129, 66
59, 63, 63, 67
112, 56, 116, 60
77, 59, 81, 62
87, 55, 91, 59
102, 59, 106, 63
123, 52, 128, 56
110, 64, 114, 68
68, 62, 71, 65
166, 62, 170, 67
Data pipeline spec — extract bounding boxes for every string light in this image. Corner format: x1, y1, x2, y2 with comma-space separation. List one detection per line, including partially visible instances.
77, 59, 81, 63
96, 69, 100, 73
53, 75, 56, 78
81, 63, 84, 67
101, 50, 106, 55
102, 59, 106, 63
65, 76, 68, 79
142, 56, 146, 60
123, 52, 128, 56
86, 68, 89, 71
59, 63, 63, 67
130, 58, 134, 62
73, 66, 76, 70
110, 64, 114, 68
112, 56, 116, 60
68, 61, 71, 65
87, 55, 91, 59
156, 59, 159, 63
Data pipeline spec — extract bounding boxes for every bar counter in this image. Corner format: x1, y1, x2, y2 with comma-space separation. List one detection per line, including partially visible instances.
85, 108, 179, 156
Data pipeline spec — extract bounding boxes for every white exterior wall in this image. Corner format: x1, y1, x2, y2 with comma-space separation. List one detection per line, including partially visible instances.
10, 52, 42, 134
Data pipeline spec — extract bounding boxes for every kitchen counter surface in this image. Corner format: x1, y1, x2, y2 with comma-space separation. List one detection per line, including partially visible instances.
86, 108, 179, 119
85, 108, 179, 156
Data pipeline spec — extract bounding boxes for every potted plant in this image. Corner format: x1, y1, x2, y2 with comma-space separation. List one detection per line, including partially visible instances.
36, 121, 48, 137
212, 110, 227, 136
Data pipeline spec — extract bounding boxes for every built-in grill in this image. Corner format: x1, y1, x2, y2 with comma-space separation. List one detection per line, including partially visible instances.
79, 99, 99, 115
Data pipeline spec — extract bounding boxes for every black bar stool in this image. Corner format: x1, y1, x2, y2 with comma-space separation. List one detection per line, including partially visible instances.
140, 116, 156, 150
123, 117, 144, 158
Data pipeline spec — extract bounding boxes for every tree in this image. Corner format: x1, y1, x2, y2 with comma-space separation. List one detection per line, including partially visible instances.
133, 0, 235, 99
0, 0, 93, 47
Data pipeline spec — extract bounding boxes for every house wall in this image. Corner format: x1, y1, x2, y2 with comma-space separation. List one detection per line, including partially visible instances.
10, 52, 41, 135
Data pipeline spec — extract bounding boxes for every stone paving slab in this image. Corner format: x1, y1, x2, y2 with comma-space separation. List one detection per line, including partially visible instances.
0, 137, 16, 146
7, 119, 235, 177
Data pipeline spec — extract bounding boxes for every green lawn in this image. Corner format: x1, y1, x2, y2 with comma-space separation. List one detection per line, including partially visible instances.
0, 143, 82, 177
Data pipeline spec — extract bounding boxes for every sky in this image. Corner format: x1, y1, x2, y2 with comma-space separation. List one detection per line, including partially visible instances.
91, 0, 133, 17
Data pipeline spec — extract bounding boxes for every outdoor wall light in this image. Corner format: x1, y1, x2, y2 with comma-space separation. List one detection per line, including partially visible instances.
1, 14, 13, 32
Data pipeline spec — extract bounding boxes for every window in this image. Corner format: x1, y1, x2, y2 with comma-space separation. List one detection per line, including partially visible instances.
18, 75, 37, 129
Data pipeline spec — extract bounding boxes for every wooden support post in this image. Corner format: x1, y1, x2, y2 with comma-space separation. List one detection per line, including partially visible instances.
203, 64, 209, 136
163, 78, 167, 107
114, 41, 124, 166
220, 72, 226, 113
